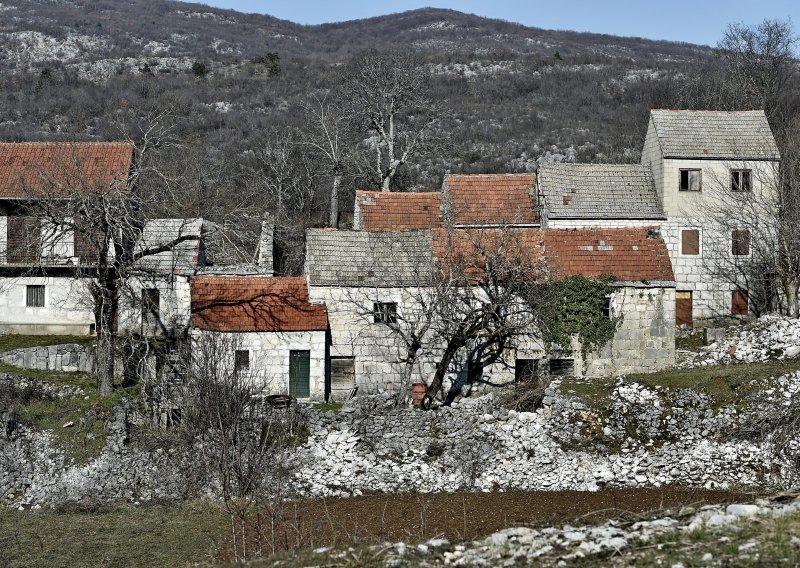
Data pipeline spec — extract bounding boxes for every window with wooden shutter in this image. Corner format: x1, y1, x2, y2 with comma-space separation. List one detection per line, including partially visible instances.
8, 216, 41, 264
681, 229, 700, 255
732, 229, 750, 256
26, 285, 45, 307
732, 290, 749, 315
676, 290, 693, 327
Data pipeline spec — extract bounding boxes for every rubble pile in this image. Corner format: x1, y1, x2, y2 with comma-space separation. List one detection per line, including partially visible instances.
682, 315, 800, 367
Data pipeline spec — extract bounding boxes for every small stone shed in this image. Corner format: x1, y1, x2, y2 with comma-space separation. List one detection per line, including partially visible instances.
190, 276, 328, 399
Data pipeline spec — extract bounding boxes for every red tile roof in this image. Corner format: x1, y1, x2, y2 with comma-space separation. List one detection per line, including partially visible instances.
443, 174, 538, 226
431, 227, 546, 282
0, 142, 134, 198
191, 276, 328, 332
544, 228, 675, 282
356, 190, 442, 231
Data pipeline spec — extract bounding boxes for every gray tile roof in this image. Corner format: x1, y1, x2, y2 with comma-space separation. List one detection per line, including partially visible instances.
306, 229, 434, 287
538, 163, 665, 220
134, 218, 203, 274
650, 110, 780, 160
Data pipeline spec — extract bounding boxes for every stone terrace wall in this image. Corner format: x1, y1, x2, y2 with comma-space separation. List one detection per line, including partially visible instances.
0, 344, 95, 373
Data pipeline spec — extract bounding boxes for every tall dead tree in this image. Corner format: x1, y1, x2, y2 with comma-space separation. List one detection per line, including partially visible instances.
345, 51, 441, 191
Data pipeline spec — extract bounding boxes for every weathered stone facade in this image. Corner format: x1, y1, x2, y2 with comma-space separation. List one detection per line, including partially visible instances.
582, 285, 675, 376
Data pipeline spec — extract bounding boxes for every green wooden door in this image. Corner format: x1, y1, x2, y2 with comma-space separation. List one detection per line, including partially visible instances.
289, 350, 311, 398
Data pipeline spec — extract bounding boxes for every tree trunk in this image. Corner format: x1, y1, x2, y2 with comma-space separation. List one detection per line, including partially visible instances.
329, 174, 341, 227
95, 275, 118, 396
428, 337, 464, 403
396, 341, 420, 405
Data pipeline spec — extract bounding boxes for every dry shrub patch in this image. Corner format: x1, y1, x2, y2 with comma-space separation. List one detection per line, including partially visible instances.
216, 487, 754, 562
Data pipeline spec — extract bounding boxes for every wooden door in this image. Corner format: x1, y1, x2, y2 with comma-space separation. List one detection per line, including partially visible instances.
289, 350, 311, 398
676, 291, 693, 327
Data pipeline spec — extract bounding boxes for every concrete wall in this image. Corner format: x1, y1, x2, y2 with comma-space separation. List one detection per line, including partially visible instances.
191, 329, 327, 399
582, 285, 675, 376
0, 276, 94, 335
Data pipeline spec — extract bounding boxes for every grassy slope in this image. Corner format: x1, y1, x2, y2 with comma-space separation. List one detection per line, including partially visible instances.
560, 358, 800, 409
0, 334, 95, 352
0, 503, 225, 568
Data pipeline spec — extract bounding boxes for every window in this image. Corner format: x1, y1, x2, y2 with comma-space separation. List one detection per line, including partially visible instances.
731, 169, 752, 192
373, 301, 398, 324
548, 358, 575, 376
234, 349, 250, 371
681, 229, 701, 256
515, 359, 539, 382
26, 285, 44, 307
679, 169, 702, 192
602, 296, 612, 319
731, 229, 751, 256
732, 290, 749, 316
141, 288, 160, 319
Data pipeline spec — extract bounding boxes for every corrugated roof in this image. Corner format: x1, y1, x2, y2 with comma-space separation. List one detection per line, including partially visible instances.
355, 190, 442, 231
443, 174, 538, 225
191, 276, 327, 332
134, 218, 203, 274
544, 227, 675, 283
649, 110, 780, 160
0, 142, 134, 198
538, 163, 665, 220
306, 229, 434, 287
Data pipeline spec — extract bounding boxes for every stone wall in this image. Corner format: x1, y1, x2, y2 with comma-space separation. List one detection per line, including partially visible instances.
295, 377, 788, 497
582, 285, 675, 376
0, 343, 95, 373
5, 369, 795, 509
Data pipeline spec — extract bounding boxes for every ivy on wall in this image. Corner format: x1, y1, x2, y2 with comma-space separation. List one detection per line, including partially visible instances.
525, 275, 621, 355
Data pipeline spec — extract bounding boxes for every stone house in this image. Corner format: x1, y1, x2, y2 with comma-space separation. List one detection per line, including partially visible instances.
117, 218, 207, 338
305, 225, 675, 397
190, 276, 328, 399
0, 142, 134, 335
640, 110, 781, 325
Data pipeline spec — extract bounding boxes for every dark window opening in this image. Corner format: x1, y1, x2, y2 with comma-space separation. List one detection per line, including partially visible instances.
141, 288, 160, 320
26, 285, 44, 307
373, 301, 398, 324
679, 169, 702, 192
732, 290, 749, 316
515, 359, 539, 382
602, 296, 612, 319
681, 229, 700, 255
234, 349, 250, 371
731, 169, 752, 192
548, 358, 574, 376
732, 229, 751, 256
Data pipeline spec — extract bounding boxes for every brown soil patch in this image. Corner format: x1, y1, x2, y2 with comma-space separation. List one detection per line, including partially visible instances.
225, 487, 757, 557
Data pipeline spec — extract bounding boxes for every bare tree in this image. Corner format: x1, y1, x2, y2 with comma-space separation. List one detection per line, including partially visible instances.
701, 125, 800, 317
345, 51, 442, 191
23, 113, 203, 395
183, 332, 307, 562
301, 91, 351, 227
716, 19, 798, 122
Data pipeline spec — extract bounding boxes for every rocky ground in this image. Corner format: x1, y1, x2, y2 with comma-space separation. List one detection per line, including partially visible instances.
681, 315, 800, 367
291, 492, 800, 566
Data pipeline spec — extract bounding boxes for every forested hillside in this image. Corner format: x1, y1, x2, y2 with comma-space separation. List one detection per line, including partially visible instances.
0, 0, 795, 273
